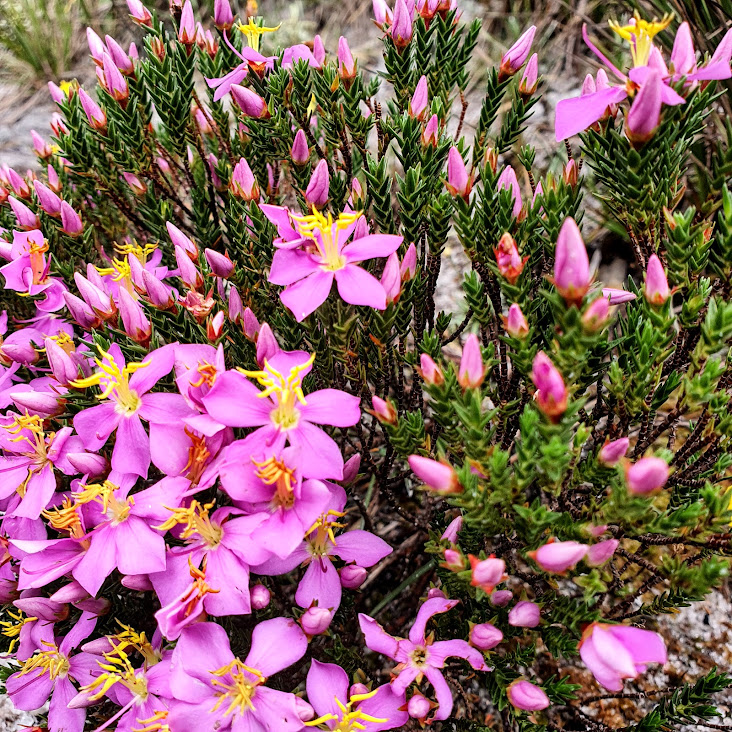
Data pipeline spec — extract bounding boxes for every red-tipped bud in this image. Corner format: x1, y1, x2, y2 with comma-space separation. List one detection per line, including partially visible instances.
127, 0, 153, 26
421, 114, 439, 147
408, 455, 461, 493
337, 37, 357, 82
122, 172, 147, 196
529, 539, 588, 574
418, 353, 444, 385
230, 85, 270, 119
370, 395, 398, 425
391, 0, 413, 49
230, 157, 260, 201
598, 437, 629, 467
205, 249, 234, 279
553, 217, 590, 304
531, 351, 567, 420
445, 146, 473, 199
499, 25, 536, 79
493, 232, 527, 284
207, 310, 225, 341
518, 53, 539, 97
503, 303, 529, 338
178, 0, 196, 44
644, 254, 670, 306
469, 555, 507, 593
458, 334, 485, 389
409, 75, 429, 120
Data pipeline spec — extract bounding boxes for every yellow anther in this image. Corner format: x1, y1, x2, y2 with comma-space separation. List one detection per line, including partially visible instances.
609, 12, 673, 67
237, 18, 281, 52
96, 257, 132, 283
306, 510, 347, 554
210, 658, 266, 717
289, 209, 362, 272
0, 610, 38, 654
43, 497, 85, 538
82, 650, 149, 702
109, 621, 160, 666
18, 640, 70, 680
304, 687, 387, 731
116, 240, 158, 264
134, 710, 170, 732
252, 455, 297, 508
154, 500, 223, 548
73, 480, 133, 524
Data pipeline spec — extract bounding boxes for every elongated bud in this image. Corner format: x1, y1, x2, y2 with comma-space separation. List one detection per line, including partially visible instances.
421, 113, 439, 147
226, 286, 242, 324
178, 0, 196, 44
508, 600, 540, 627
119, 287, 151, 346
239, 307, 258, 339
531, 351, 567, 420
408, 455, 461, 493
11, 390, 65, 417
458, 334, 485, 389
391, 0, 413, 49
603, 287, 636, 305
586, 539, 618, 567
445, 146, 473, 199
301, 607, 332, 636
554, 217, 590, 303
34, 180, 62, 216
101, 52, 129, 102
373, 0, 393, 25
312, 35, 325, 67
442, 548, 466, 571
4, 167, 30, 198
598, 437, 629, 467
167, 221, 198, 258
340, 564, 367, 589
31, 130, 53, 159
400, 243, 417, 280
122, 172, 147, 196
626, 69, 663, 145
74, 273, 115, 318
409, 75, 429, 120
381, 252, 401, 305
207, 310, 225, 341
626, 456, 670, 495
518, 53, 539, 97
230, 84, 270, 118
229, 157, 259, 201
507, 680, 550, 711
64, 291, 100, 329
497, 165, 523, 218
529, 539, 588, 574
45, 337, 79, 384
291, 130, 310, 166
60, 201, 83, 236
418, 353, 444, 385
470, 622, 503, 650
644, 254, 670, 306
127, 0, 153, 25
256, 323, 279, 366
305, 160, 330, 209
500, 25, 536, 79
48, 81, 66, 104
175, 245, 203, 290
342, 454, 361, 484
563, 158, 578, 188
582, 296, 609, 331
503, 303, 529, 338
370, 395, 398, 425
493, 232, 527, 284
87, 27, 106, 64
47, 165, 62, 193
8, 196, 39, 230
78, 88, 107, 131
469, 555, 506, 593
214, 0, 234, 30
337, 37, 357, 82
205, 249, 234, 279
441, 515, 462, 543
142, 269, 175, 309
105, 35, 134, 74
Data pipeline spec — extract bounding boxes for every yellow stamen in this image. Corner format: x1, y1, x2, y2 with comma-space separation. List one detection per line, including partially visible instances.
43, 497, 86, 540
210, 658, 265, 716
0, 610, 38, 654
154, 500, 223, 548
81, 649, 149, 702
290, 209, 362, 272
609, 12, 673, 67
237, 18, 281, 52
18, 640, 70, 680
304, 687, 387, 731
134, 710, 170, 732
116, 240, 158, 265
108, 621, 160, 667
306, 510, 346, 555
252, 455, 297, 508
74, 480, 134, 524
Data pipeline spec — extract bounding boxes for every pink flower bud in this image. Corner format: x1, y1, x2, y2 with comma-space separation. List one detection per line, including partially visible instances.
11, 390, 65, 417
31, 130, 53, 159
582, 296, 609, 331
529, 539, 588, 574
230, 85, 270, 119
408, 455, 461, 493
490, 589, 513, 607
167, 221, 198, 258
122, 574, 154, 591
531, 351, 567, 420
503, 303, 529, 338
507, 680, 550, 711
497, 165, 523, 218
400, 243, 417, 280
373, 0, 393, 25
105, 35, 134, 74
626, 456, 670, 495
100, 52, 129, 102
238, 306, 258, 338
256, 323, 279, 366
380, 252, 401, 305
445, 146, 473, 199
598, 437, 629, 467
313, 35, 326, 67
500, 26, 536, 79
63, 291, 100, 330
626, 69, 663, 145
469, 555, 506, 592
407, 693, 432, 720
508, 600, 541, 628
458, 334, 485, 389
122, 172, 147, 196
48, 81, 66, 104
470, 622, 503, 650
519, 53, 539, 97
427, 587, 446, 600
47, 165, 62, 193
441, 515, 463, 543
175, 245, 203, 290
493, 232, 526, 284
4, 167, 30, 198
205, 248, 234, 278
340, 564, 367, 589
295, 698, 315, 722
67, 452, 108, 477
602, 287, 636, 305
250, 584, 271, 609
142, 270, 176, 309
391, 0, 413, 49
305, 159, 330, 209
421, 114, 439, 147
50, 113, 69, 138
127, 0, 153, 26
554, 217, 590, 303
227, 287, 243, 324
213, 0, 234, 30
87, 27, 106, 64
178, 0, 196, 44
337, 37, 357, 81
230, 157, 259, 201
301, 606, 332, 636
34, 180, 62, 217
45, 337, 78, 385
118, 288, 151, 346
8, 196, 39, 230
409, 75, 429, 120
442, 548, 465, 571
587, 539, 619, 567
342, 454, 361, 484
644, 254, 670, 306
291, 130, 310, 166
417, 355, 445, 389
60, 201, 83, 236
371, 395, 398, 425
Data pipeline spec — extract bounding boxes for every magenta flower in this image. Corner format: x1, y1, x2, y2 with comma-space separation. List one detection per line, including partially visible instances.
202, 349, 360, 480
626, 456, 669, 495
579, 622, 667, 691
531, 351, 568, 420
306, 659, 409, 731
167, 619, 308, 732
553, 217, 590, 303
359, 597, 489, 721
507, 679, 550, 711
72, 344, 193, 478
644, 254, 670, 305
6, 612, 97, 732
254, 492, 391, 612
529, 539, 588, 574
261, 205, 402, 321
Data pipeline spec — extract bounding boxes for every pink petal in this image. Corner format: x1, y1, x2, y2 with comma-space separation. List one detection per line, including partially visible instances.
128, 343, 176, 394
341, 234, 402, 263
332, 530, 391, 567
138, 392, 194, 424
609, 626, 667, 666
306, 660, 349, 721
409, 597, 459, 644
687, 61, 732, 81
295, 555, 342, 610
334, 265, 387, 309
358, 684, 410, 731
299, 388, 361, 427
149, 422, 191, 476
73, 526, 118, 596
425, 666, 454, 720
115, 516, 166, 575
73, 402, 119, 451
280, 269, 334, 322
288, 421, 344, 480
202, 546, 251, 616
245, 617, 308, 677
6, 668, 54, 710
358, 614, 399, 659
112, 414, 150, 478
430, 638, 488, 670
249, 686, 305, 732
554, 87, 627, 140
269, 248, 320, 286
203, 371, 274, 427
13, 464, 56, 519
48, 676, 86, 732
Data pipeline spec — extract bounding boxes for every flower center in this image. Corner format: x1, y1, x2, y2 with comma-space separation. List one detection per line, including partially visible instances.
306, 510, 347, 555
74, 480, 134, 525
82, 651, 149, 703
155, 500, 224, 549
237, 18, 280, 52
608, 13, 673, 67
252, 455, 297, 509
410, 645, 429, 667
239, 354, 315, 432
18, 641, 70, 680
3, 414, 51, 473
292, 209, 361, 272
28, 238, 49, 285
71, 347, 148, 415
210, 659, 265, 717
305, 689, 387, 731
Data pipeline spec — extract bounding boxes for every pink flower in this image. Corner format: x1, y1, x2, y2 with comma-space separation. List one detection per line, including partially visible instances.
168, 620, 308, 732
507, 679, 550, 711
587, 539, 619, 566
262, 206, 402, 321
359, 598, 489, 721
229, 157, 259, 201
603, 287, 636, 304
408, 455, 460, 493
579, 622, 667, 691
503, 303, 529, 338
553, 218, 590, 303
531, 351, 568, 420
626, 456, 669, 495
644, 254, 670, 305
529, 539, 588, 574
469, 555, 507, 593
307, 660, 408, 730
202, 350, 360, 479
458, 334, 485, 388
72, 344, 193, 478
508, 600, 540, 627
